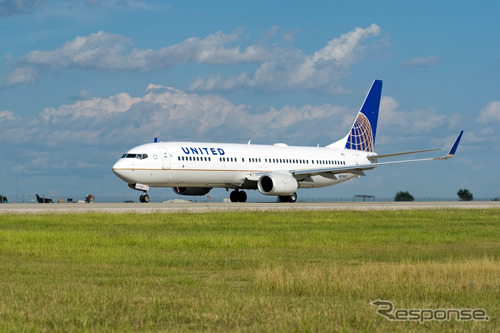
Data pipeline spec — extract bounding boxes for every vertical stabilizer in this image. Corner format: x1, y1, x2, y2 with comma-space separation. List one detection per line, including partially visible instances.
327, 80, 382, 151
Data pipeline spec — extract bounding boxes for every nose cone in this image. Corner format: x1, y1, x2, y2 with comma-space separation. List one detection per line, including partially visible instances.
112, 159, 132, 182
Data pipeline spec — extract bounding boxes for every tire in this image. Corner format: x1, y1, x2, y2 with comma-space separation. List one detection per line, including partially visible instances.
238, 191, 247, 202
230, 191, 239, 202
140, 194, 150, 203
278, 196, 289, 203
278, 193, 297, 203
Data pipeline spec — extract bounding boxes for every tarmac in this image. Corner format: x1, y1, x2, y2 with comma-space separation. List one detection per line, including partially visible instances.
1, 201, 499, 214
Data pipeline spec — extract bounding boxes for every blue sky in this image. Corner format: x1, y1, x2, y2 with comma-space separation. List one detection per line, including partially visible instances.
1, 0, 499, 202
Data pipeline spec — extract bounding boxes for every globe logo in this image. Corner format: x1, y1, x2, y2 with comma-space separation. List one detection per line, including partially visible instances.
345, 113, 374, 152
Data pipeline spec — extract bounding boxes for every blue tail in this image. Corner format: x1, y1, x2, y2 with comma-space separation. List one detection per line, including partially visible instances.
344, 80, 382, 152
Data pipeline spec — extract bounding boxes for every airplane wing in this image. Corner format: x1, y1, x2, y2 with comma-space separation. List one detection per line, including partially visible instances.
367, 148, 443, 162
292, 131, 463, 180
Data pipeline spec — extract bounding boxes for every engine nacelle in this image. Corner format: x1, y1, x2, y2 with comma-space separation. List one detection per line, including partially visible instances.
257, 173, 298, 196
173, 187, 212, 196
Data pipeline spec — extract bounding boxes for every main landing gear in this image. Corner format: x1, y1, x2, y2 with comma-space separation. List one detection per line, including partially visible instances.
139, 192, 150, 203
278, 192, 297, 203
230, 190, 247, 202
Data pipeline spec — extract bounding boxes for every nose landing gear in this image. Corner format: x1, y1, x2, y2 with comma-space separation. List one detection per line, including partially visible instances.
139, 192, 150, 203
128, 184, 151, 203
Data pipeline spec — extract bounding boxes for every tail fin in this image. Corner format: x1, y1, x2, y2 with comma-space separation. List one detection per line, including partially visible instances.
327, 80, 382, 151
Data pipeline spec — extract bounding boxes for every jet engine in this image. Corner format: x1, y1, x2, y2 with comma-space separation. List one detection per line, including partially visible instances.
173, 187, 212, 196
257, 173, 298, 196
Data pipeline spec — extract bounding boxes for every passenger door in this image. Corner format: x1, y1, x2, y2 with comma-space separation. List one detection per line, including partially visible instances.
160, 147, 171, 169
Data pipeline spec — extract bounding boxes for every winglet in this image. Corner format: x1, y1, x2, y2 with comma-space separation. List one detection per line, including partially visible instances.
437, 131, 463, 160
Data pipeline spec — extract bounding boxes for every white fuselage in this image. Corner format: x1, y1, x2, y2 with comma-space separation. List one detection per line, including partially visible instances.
112, 141, 372, 190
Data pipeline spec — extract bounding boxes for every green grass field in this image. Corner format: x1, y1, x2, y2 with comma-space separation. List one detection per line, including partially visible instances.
0, 209, 498, 332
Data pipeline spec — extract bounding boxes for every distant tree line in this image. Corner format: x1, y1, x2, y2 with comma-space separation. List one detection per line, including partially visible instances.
393, 189, 475, 201
457, 189, 473, 201
394, 191, 414, 201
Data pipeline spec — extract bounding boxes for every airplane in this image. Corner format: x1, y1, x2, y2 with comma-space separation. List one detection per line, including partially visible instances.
112, 80, 463, 203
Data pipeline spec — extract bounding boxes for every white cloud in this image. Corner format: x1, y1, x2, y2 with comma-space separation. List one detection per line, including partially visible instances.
189, 24, 382, 93
6, 66, 38, 86
377, 96, 448, 147
6, 25, 383, 93
0, 84, 350, 171
40, 92, 140, 123
476, 101, 500, 123
401, 56, 440, 68
18, 30, 270, 73
0, 110, 17, 121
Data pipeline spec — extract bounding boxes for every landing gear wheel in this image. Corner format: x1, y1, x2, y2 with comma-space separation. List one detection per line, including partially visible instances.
230, 190, 239, 202
278, 192, 297, 203
139, 193, 150, 203
238, 191, 247, 203
230, 190, 247, 203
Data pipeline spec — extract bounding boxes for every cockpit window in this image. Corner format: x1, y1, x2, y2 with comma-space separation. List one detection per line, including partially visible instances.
121, 153, 148, 159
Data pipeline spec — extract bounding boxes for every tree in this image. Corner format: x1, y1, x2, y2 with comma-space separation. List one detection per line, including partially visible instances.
457, 189, 473, 201
394, 191, 414, 201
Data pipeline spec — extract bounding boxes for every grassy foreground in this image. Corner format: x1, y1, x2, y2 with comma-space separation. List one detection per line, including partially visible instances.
0, 209, 498, 332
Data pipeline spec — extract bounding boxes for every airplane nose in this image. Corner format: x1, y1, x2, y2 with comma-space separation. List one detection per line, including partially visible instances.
112, 159, 130, 181
112, 159, 121, 173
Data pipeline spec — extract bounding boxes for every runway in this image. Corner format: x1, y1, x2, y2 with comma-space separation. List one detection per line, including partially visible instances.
1, 201, 499, 214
